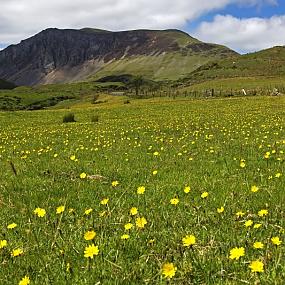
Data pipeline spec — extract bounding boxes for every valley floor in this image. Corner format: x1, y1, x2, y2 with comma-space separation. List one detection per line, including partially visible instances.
0, 96, 284, 284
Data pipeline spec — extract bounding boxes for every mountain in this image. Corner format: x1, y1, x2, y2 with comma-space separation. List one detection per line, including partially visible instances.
0, 28, 237, 86
0, 78, 16, 89
180, 46, 285, 85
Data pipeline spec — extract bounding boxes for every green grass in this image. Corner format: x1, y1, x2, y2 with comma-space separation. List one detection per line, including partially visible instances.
181, 46, 285, 85
181, 76, 285, 96
87, 53, 214, 81
0, 96, 284, 284
0, 81, 126, 110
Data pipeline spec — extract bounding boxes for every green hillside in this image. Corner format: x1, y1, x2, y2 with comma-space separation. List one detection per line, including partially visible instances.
181, 46, 285, 85
88, 30, 237, 81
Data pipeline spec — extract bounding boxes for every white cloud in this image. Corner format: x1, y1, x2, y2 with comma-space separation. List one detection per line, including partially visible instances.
0, 0, 277, 45
194, 14, 285, 53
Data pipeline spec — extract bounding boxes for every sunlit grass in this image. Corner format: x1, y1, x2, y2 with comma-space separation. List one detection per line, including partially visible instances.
0, 96, 284, 284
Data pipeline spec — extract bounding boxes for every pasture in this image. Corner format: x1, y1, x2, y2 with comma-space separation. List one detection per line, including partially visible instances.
0, 96, 284, 284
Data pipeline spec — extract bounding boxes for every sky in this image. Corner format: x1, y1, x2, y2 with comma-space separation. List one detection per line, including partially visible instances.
0, 0, 284, 53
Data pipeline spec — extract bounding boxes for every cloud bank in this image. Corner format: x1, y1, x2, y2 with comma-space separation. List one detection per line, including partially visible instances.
194, 14, 285, 53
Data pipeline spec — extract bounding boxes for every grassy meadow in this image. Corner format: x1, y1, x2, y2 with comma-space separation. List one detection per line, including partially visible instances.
0, 96, 284, 284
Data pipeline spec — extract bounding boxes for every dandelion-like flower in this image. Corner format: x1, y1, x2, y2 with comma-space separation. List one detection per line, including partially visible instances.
217, 206, 224, 213
56, 205, 65, 214
7, 223, 17, 229
229, 247, 245, 260
70, 155, 76, 161
271, 237, 282, 246
11, 248, 23, 257
19, 276, 30, 285
80, 172, 87, 179
124, 223, 133, 230
84, 244, 99, 258
240, 161, 246, 168
249, 260, 264, 273
184, 186, 191, 193
251, 185, 259, 193
253, 242, 264, 249
170, 198, 179, 205
182, 235, 196, 247
253, 223, 262, 229
162, 263, 177, 279
112, 181, 119, 187
130, 207, 138, 215
244, 220, 253, 227
0, 240, 7, 249
137, 186, 145, 195
258, 209, 268, 217
201, 192, 209, 199
100, 198, 109, 205
84, 208, 93, 215
136, 217, 147, 229
34, 207, 46, 218
121, 234, 130, 240
236, 211, 245, 218
84, 230, 96, 241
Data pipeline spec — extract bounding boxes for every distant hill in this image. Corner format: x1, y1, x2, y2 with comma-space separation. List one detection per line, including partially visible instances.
180, 46, 285, 85
0, 28, 237, 86
0, 78, 16, 89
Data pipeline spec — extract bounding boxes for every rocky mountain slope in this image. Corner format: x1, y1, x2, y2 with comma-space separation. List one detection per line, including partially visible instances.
0, 28, 237, 86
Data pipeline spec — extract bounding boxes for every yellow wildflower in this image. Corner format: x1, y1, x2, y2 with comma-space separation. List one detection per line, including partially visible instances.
136, 217, 147, 229
84, 208, 93, 215
137, 186, 145, 195
182, 235, 196, 247
80, 172, 87, 179
124, 223, 133, 230
33, 207, 46, 218
7, 223, 17, 229
217, 206, 224, 213
130, 207, 138, 216
162, 263, 177, 279
84, 244, 99, 258
249, 260, 264, 273
229, 247, 245, 260
253, 242, 264, 249
258, 209, 268, 217
11, 248, 23, 257
170, 198, 179, 205
245, 220, 253, 227
19, 276, 30, 285
84, 230, 96, 241
201, 192, 209, 199
121, 234, 130, 240
0, 240, 7, 249
100, 198, 109, 205
271, 237, 282, 246
56, 205, 65, 214
184, 186, 191, 193
251, 185, 259, 193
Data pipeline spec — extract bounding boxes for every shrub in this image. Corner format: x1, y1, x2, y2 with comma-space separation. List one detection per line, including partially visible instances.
63, 113, 76, 123
123, 100, 130, 104
91, 114, 99, 123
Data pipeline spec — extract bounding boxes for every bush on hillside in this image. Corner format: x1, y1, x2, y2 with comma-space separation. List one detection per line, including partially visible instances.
63, 113, 76, 123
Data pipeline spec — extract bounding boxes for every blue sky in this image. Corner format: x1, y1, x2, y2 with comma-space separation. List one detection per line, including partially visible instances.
188, 1, 285, 30
0, 0, 285, 53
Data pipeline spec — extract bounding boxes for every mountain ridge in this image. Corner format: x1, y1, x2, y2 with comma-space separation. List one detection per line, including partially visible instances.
0, 28, 237, 86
